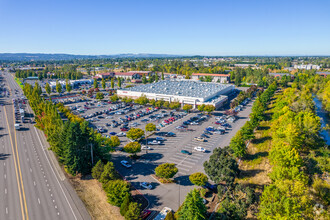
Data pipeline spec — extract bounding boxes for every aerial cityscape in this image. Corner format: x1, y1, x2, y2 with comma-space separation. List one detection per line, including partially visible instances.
0, 0, 329, 220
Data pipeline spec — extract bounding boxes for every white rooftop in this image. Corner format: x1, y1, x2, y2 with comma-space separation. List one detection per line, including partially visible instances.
121, 80, 232, 100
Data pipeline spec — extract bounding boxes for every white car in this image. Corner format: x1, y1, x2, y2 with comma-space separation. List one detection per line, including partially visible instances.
120, 160, 132, 168
106, 116, 113, 119
140, 182, 152, 189
141, 145, 151, 150
194, 146, 206, 152
148, 140, 161, 145
116, 132, 126, 137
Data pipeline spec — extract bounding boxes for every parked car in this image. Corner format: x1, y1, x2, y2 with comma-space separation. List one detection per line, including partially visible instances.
140, 182, 152, 189
156, 137, 166, 141
140, 210, 151, 219
148, 140, 161, 145
141, 145, 151, 150
120, 160, 132, 168
109, 132, 117, 135
194, 137, 205, 142
194, 146, 206, 152
116, 132, 126, 137
181, 150, 191, 155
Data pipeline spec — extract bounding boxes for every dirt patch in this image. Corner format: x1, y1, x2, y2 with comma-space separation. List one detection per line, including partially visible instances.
68, 175, 124, 220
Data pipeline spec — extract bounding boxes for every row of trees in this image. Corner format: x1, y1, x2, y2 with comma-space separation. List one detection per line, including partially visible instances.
229, 82, 277, 158
23, 82, 118, 175
111, 94, 216, 113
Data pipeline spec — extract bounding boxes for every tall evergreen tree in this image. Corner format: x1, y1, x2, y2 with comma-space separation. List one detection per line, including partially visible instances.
178, 189, 207, 220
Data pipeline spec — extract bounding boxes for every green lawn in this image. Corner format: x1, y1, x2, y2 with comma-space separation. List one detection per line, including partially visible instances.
14, 77, 24, 89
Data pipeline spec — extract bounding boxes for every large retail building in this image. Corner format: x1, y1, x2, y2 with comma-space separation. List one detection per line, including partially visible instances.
117, 80, 235, 109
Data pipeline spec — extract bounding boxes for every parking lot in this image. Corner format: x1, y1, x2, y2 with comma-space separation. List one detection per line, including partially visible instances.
61, 94, 254, 216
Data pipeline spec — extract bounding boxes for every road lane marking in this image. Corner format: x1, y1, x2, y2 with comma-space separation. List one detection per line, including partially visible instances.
33, 126, 77, 220
38, 198, 40, 204
5, 188, 7, 194
6, 207, 8, 214
12, 106, 29, 220
4, 106, 25, 220
4, 174, 6, 179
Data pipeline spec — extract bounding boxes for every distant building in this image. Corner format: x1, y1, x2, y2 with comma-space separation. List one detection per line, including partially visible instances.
114, 72, 142, 81
294, 64, 320, 70
95, 72, 114, 79
191, 73, 230, 83
269, 73, 294, 79
234, 64, 256, 68
316, 72, 330, 77
49, 79, 94, 89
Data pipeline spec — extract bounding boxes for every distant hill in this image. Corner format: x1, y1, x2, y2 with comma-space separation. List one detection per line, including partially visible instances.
0, 53, 183, 61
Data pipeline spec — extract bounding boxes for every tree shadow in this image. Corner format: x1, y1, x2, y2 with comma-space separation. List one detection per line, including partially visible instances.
251, 136, 271, 144
142, 193, 162, 209
244, 151, 268, 161
239, 169, 263, 178
256, 126, 270, 131
174, 175, 193, 186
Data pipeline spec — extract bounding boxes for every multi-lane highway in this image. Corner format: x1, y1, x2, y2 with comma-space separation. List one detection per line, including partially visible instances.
0, 71, 91, 220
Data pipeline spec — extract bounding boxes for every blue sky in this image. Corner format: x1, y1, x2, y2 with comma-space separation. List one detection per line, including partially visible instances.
0, 0, 329, 55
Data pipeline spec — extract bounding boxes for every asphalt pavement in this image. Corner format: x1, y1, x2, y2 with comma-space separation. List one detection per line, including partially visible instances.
0, 71, 91, 220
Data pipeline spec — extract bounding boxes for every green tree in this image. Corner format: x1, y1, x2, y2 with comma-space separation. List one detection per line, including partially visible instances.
102, 78, 106, 89
197, 104, 205, 112
91, 160, 104, 180
110, 136, 121, 147
118, 77, 122, 88
134, 95, 149, 105
56, 80, 62, 94
65, 79, 72, 93
104, 180, 130, 206
45, 83, 51, 96
161, 72, 164, 80
204, 105, 215, 113
126, 128, 144, 141
110, 94, 119, 102
124, 202, 141, 220
111, 77, 114, 89
95, 92, 104, 100
155, 100, 164, 108
123, 142, 141, 156
183, 104, 192, 112
169, 101, 181, 110
145, 123, 156, 133
120, 194, 131, 216
155, 163, 178, 180
155, 73, 159, 82
229, 131, 247, 158
142, 74, 147, 84
203, 147, 239, 185
178, 189, 207, 220
93, 79, 98, 88
189, 172, 208, 186
100, 162, 118, 184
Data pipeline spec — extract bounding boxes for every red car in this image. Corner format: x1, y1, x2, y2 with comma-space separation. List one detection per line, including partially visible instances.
121, 127, 128, 131
140, 210, 151, 219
